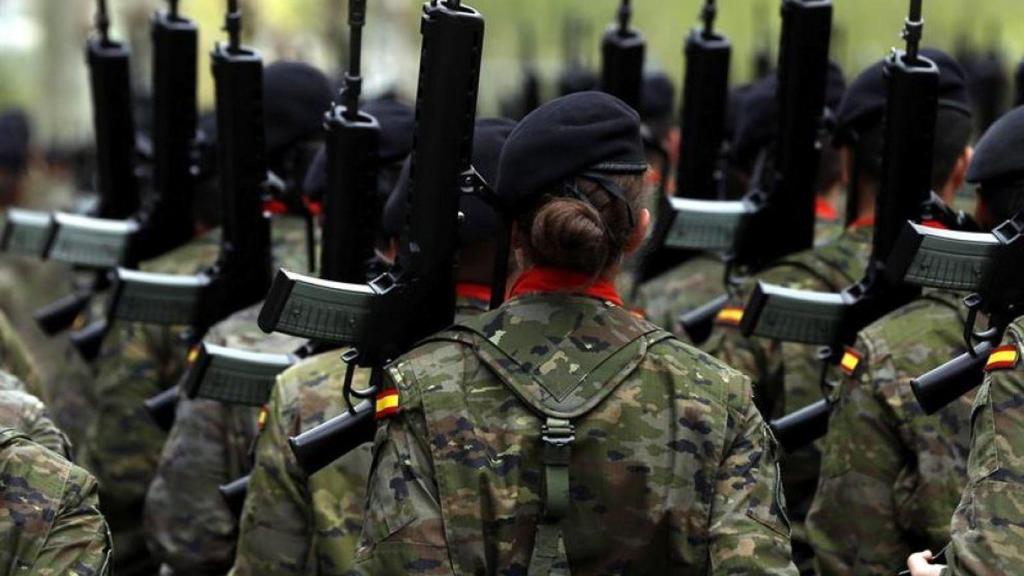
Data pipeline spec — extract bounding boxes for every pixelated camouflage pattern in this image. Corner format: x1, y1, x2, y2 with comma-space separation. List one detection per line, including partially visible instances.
83, 216, 309, 575
0, 426, 112, 575
806, 290, 973, 575
144, 302, 306, 575
230, 294, 489, 576
943, 317, 1024, 576
0, 369, 71, 459
353, 292, 796, 575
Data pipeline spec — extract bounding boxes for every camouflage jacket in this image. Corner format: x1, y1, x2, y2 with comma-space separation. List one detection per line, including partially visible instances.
353, 293, 797, 575
943, 317, 1024, 575
633, 253, 725, 341
806, 290, 973, 575
0, 369, 71, 458
84, 216, 309, 571
230, 294, 490, 576
145, 303, 306, 576
0, 426, 112, 575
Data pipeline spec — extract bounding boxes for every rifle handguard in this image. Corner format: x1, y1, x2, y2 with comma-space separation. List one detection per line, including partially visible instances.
288, 399, 376, 476
1, 209, 54, 257
741, 281, 848, 345
184, 342, 295, 406
678, 293, 728, 345
663, 197, 755, 252
911, 340, 995, 415
886, 222, 1000, 291
218, 475, 249, 520
46, 213, 138, 268
144, 386, 180, 432
769, 398, 831, 452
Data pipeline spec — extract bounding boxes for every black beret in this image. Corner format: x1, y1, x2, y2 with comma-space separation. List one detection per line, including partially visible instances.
365, 98, 415, 165
835, 48, 971, 145
496, 92, 647, 213
263, 61, 334, 157
558, 66, 600, 97
639, 71, 675, 123
731, 62, 846, 169
381, 118, 516, 244
967, 105, 1024, 185
0, 109, 30, 173
301, 97, 416, 200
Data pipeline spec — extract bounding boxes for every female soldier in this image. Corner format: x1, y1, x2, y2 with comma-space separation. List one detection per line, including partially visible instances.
353, 92, 796, 575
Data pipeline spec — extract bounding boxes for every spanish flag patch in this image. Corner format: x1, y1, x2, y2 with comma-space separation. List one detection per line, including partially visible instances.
187, 345, 201, 365
257, 405, 269, 432
985, 345, 1020, 372
715, 307, 744, 327
375, 387, 400, 420
840, 347, 862, 376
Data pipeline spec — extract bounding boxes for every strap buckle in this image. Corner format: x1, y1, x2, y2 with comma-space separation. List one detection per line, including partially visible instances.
541, 418, 575, 467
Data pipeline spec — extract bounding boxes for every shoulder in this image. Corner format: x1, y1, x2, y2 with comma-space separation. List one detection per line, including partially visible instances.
645, 337, 755, 410
858, 293, 964, 363
140, 228, 221, 274
274, 349, 364, 431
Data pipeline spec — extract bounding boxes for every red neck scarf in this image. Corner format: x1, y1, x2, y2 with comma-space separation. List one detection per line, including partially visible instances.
815, 197, 839, 221
848, 215, 876, 230
456, 283, 492, 304
508, 267, 623, 307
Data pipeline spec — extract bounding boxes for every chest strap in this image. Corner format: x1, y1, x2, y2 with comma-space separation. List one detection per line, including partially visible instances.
529, 416, 574, 576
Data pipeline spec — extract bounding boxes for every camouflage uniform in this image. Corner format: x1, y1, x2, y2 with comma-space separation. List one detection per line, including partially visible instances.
0, 369, 70, 458
83, 215, 310, 575
0, 308, 42, 394
942, 317, 1024, 575
229, 293, 490, 576
0, 426, 112, 575
806, 290, 973, 575
353, 292, 796, 574
144, 303, 305, 575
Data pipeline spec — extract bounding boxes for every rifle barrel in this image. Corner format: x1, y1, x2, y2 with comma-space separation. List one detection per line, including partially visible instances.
225, 0, 241, 52
96, 0, 111, 44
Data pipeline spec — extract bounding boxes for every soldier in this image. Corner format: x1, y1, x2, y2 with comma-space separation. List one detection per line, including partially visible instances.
0, 426, 112, 575
229, 117, 515, 576
803, 80, 1013, 576
352, 91, 796, 574
82, 60, 333, 576
633, 63, 847, 335
144, 96, 416, 576
694, 50, 973, 572
0, 368, 70, 459
905, 105, 1024, 576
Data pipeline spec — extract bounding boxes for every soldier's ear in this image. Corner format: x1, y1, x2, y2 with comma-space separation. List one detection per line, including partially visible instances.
623, 207, 651, 256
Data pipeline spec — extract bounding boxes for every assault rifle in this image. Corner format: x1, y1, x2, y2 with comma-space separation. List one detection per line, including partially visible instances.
29, 0, 142, 338
633, 0, 730, 286
259, 0, 485, 477
601, 0, 645, 110
60, 0, 201, 360
141, 0, 274, 427
746, 0, 942, 451
671, 0, 833, 341
886, 210, 1024, 415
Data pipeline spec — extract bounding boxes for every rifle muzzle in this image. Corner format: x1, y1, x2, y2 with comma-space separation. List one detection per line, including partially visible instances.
288, 399, 376, 476
144, 387, 180, 432
219, 475, 249, 519
769, 398, 831, 452
911, 340, 994, 415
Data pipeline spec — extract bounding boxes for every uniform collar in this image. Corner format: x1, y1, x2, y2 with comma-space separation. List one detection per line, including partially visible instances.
509, 267, 623, 307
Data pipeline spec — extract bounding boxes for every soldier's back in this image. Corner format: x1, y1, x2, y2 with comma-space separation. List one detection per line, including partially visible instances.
354, 293, 796, 575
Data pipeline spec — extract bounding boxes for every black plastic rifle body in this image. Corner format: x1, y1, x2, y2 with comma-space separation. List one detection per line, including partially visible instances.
201, 34, 272, 335
137, 7, 198, 260
912, 340, 995, 415
268, 0, 485, 474
677, 0, 729, 202
600, 0, 644, 110
751, 1, 940, 450
733, 0, 832, 270
87, 22, 140, 219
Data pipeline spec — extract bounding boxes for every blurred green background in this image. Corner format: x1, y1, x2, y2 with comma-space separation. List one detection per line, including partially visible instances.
4, 0, 1022, 146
